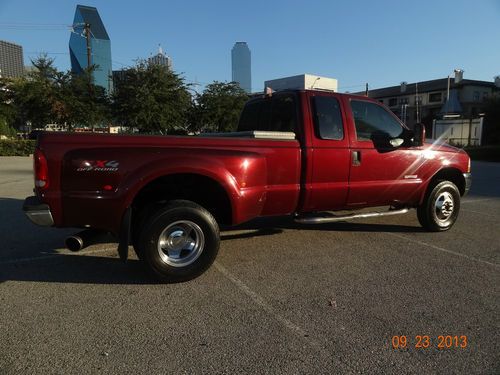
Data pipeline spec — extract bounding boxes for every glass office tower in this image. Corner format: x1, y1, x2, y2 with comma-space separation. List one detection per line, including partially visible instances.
231, 42, 251, 93
69, 5, 112, 93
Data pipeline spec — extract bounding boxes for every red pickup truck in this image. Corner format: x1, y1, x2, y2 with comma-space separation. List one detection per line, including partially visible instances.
23, 90, 471, 282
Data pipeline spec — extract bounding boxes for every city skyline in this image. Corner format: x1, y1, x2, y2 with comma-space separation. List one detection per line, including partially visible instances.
0, 0, 499, 92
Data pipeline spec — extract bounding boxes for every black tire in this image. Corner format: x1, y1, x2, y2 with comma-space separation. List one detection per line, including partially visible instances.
138, 200, 220, 282
132, 202, 163, 260
417, 180, 461, 232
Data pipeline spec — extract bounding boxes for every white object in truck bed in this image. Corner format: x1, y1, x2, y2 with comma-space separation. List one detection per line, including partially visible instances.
201, 130, 296, 140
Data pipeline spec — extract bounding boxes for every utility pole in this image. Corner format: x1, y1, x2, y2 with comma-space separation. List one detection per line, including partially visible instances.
84, 23, 91, 70
446, 75, 451, 116
415, 82, 420, 123
83, 22, 95, 132
468, 110, 473, 146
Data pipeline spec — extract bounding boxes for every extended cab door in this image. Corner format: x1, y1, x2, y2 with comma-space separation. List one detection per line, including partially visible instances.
345, 97, 424, 207
301, 91, 351, 211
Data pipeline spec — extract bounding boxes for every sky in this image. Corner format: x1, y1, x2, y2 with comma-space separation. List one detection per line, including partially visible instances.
0, 0, 499, 93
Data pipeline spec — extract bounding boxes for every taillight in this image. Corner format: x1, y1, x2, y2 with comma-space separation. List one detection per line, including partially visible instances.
34, 148, 49, 189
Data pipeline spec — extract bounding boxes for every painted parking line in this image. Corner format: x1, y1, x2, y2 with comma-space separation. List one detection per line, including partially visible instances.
0, 247, 117, 266
385, 232, 499, 269
214, 261, 310, 339
213, 260, 349, 369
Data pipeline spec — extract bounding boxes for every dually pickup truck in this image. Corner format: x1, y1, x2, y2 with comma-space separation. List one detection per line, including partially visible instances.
24, 89, 471, 282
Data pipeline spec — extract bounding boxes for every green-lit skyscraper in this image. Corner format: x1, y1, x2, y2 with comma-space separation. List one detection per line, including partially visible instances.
69, 5, 112, 93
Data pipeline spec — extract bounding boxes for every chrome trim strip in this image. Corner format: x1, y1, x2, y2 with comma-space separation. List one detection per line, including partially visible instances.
295, 208, 409, 224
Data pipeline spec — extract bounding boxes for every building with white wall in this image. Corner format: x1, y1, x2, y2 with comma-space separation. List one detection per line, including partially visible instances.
358, 71, 499, 138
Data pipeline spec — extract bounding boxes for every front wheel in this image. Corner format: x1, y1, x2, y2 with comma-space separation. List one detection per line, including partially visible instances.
138, 200, 220, 282
417, 180, 461, 232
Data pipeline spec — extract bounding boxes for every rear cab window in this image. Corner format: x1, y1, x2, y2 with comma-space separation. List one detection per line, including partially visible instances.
238, 93, 298, 133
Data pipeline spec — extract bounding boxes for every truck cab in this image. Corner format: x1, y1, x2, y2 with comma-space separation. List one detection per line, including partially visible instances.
238, 89, 469, 213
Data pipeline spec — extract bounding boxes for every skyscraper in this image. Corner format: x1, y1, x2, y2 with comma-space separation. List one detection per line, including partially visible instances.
0, 40, 24, 78
231, 42, 251, 93
69, 5, 112, 93
148, 45, 173, 71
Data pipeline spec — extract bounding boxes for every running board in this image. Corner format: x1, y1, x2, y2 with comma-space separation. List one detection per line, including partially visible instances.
294, 208, 410, 224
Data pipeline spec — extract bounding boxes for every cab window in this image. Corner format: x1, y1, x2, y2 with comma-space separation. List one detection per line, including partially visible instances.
311, 96, 344, 140
238, 101, 260, 131
350, 100, 403, 141
238, 94, 297, 133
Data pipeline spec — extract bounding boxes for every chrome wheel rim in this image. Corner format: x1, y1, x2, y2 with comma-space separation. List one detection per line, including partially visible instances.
434, 192, 454, 222
157, 220, 205, 267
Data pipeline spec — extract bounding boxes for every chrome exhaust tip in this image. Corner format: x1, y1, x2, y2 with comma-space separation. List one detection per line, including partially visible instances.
65, 235, 84, 252
65, 229, 107, 252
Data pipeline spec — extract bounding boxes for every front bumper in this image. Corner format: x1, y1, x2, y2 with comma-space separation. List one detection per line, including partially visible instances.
463, 173, 472, 196
23, 196, 54, 226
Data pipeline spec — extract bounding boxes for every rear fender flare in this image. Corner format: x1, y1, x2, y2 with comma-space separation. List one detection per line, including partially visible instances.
121, 156, 241, 220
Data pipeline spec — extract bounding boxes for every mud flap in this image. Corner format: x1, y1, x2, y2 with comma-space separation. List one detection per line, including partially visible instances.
117, 207, 131, 262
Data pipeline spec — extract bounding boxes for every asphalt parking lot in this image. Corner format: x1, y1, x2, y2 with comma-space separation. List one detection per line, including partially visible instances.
0, 156, 499, 374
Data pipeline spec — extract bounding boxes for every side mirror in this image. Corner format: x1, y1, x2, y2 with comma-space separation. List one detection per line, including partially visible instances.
371, 131, 392, 149
413, 123, 426, 147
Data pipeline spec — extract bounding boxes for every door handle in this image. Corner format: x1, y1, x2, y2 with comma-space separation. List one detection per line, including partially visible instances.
352, 151, 361, 166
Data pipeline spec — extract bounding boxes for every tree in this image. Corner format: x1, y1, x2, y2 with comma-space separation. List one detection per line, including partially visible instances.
0, 78, 18, 134
190, 81, 248, 133
8, 55, 59, 130
112, 62, 191, 134
59, 68, 110, 130
4, 55, 110, 132
0, 116, 16, 137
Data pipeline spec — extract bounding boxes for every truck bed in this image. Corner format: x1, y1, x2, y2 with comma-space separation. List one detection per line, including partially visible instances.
36, 131, 302, 232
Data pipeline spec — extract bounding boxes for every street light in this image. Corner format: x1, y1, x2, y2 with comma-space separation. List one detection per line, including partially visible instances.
310, 77, 321, 89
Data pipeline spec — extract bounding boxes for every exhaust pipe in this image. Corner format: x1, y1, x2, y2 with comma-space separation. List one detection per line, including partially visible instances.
65, 229, 108, 252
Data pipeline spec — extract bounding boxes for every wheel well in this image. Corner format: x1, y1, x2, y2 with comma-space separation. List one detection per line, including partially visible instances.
430, 168, 466, 195
131, 173, 233, 226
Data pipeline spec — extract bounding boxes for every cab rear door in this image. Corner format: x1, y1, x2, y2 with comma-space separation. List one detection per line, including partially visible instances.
300, 91, 351, 211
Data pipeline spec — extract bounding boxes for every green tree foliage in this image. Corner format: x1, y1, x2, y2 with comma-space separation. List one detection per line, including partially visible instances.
0, 116, 16, 138
0, 79, 17, 137
112, 62, 191, 134
483, 97, 500, 145
0, 55, 249, 136
8, 55, 58, 129
2, 55, 109, 132
0, 140, 36, 155
58, 68, 110, 130
190, 81, 248, 133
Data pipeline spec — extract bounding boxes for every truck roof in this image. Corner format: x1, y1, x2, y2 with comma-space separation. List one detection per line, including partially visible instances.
248, 89, 374, 102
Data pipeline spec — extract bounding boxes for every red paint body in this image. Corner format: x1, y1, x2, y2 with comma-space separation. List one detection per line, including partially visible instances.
33, 91, 470, 234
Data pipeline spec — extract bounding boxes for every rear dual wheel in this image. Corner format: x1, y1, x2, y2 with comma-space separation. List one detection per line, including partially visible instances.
135, 200, 220, 282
